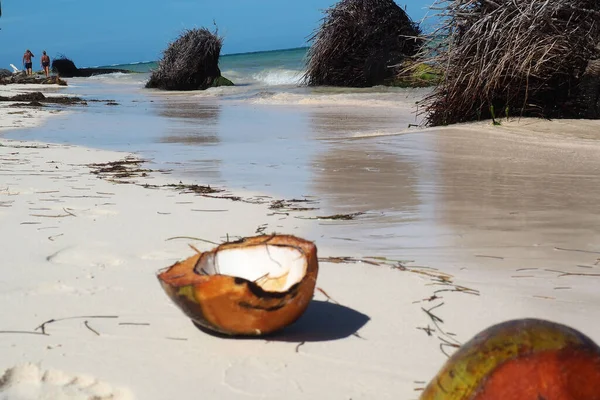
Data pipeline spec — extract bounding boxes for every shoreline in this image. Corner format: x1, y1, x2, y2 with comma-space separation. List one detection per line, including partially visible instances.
2, 82, 600, 399
0, 134, 453, 399
0, 84, 73, 133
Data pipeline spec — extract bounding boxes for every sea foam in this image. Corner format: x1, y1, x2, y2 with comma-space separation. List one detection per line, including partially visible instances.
251, 69, 303, 86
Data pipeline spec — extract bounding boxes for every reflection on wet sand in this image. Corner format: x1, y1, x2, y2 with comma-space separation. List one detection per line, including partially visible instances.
153, 98, 221, 145
308, 106, 414, 140
308, 107, 421, 214
306, 108, 442, 255
431, 127, 600, 270
305, 117, 600, 270
311, 146, 420, 215
146, 97, 223, 182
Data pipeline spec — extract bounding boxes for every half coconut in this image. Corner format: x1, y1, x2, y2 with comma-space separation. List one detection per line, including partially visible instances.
157, 234, 319, 336
420, 318, 600, 400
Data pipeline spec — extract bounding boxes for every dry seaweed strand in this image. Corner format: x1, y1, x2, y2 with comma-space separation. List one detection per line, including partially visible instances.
304, 0, 423, 87
320, 255, 478, 355
35, 315, 118, 335
420, 0, 600, 126
84, 321, 100, 336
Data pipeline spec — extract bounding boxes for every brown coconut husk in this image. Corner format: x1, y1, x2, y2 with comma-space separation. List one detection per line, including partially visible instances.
303, 0, 423, 87
146, 28, 225, 91
421, 0, 600, 126
157, 234, 319, 336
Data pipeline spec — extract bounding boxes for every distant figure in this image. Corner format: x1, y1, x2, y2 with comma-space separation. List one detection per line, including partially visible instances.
23, 49, 35, 75
41, 51, 51, 77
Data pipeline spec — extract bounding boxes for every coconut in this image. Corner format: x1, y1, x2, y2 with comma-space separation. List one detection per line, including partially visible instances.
157, 234, 318, 336
420, 318, 600, 399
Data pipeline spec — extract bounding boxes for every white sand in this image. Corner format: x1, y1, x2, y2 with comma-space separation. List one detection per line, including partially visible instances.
2, 85, 600, 399
0, 84, 72, 132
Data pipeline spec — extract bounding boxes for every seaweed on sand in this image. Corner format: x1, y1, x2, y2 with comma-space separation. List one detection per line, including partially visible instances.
146, 28, 230, 91
303, 0, 423, 87
88, 159, 151, 180
0, 92, 85, 105
421, 0, 600, 126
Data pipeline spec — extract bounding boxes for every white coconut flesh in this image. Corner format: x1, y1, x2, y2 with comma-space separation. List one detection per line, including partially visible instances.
195, 245, 308, 292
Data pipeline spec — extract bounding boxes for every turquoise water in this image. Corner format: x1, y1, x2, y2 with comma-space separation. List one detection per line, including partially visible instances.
102, 47, 308, 86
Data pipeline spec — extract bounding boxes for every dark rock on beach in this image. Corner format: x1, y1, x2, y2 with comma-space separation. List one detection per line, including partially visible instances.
0, 91, 85, 105
52, 57, 132, 78
146, 28, 233, 91
0, 73, 67, 86
9, 101, 45, 108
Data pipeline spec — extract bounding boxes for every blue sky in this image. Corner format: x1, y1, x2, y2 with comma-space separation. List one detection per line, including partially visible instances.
0, 0, 434, 68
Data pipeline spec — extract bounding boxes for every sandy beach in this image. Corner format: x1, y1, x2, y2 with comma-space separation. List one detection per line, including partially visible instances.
2, 80, 600, 399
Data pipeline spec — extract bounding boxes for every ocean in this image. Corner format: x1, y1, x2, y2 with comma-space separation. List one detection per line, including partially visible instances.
89, 46, 423, 108
109, 47, 309, 86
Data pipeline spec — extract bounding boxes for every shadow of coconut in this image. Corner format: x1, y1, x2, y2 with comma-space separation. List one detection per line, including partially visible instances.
193, 300, 370, 342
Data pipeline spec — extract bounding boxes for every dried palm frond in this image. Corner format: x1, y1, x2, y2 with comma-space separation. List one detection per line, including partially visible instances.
146, 28, 224, 91
304, 0, 423, 87
421, 0, 600, 126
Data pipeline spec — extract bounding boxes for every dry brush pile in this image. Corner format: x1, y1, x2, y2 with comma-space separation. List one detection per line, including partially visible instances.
422, 0, 600, 126
146, 28, 225, 91
304, 0, 423, 87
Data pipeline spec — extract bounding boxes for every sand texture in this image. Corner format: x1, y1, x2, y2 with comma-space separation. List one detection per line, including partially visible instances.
2, 83, 600, 399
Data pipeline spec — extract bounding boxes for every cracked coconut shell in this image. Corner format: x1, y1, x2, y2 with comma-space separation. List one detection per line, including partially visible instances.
157, 234, 318, 336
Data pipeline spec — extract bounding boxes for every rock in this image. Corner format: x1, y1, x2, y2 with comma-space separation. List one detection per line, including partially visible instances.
52, 57, 132, 78
0, 74, 68, 86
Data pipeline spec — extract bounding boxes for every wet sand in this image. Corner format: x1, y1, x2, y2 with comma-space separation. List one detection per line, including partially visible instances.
308, 120, 600, 266
2, 81, 600, 399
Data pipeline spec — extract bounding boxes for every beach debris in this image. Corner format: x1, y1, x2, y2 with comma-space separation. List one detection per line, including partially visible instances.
420, 318, 600, 399
300, 212, 365, 220
51, 55, 132, 78
88, 158, 151, 181
157, 234, 319, 336
34, 315, 118, 335
165, 235, 219, 246
163, 182, 222, 195
421, 0, 600, 126
420, 302, 461, 357
269, 198, 319, 212
0, 73, 67, 85
146, 27, 234, 91
0, 92, 84, 105
304, 0, 422, 87
84, 321, 100, 336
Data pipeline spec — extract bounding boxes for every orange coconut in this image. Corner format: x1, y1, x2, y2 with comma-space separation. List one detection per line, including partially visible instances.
420, 318, 600, 400
157, 234, 318, 336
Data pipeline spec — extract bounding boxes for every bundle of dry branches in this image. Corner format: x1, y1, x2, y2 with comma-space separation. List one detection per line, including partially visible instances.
146, 28, 223, 91
303, 0, 422, 87
422, 0, 600, 126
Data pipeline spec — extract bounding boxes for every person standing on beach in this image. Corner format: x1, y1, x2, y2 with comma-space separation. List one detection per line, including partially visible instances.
23, 49, 35, 75
41, 51, 51, 77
